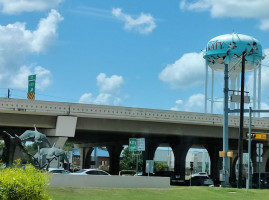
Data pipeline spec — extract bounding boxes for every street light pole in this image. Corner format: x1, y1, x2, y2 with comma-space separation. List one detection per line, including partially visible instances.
247, 107, 252, 190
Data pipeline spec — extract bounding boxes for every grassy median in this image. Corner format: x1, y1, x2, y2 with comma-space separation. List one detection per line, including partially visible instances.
47, 186, 269, 200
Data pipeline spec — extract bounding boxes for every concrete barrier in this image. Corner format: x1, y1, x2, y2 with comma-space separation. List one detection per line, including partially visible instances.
49, 174, 170, 188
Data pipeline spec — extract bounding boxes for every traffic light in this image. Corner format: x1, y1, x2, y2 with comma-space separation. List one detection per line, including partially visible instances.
246, 132, 256, 139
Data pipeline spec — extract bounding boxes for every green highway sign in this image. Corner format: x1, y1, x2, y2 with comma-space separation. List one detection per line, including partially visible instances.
28, 74, 36, 93
28, 74, 36, 100
129, 138, 137, 151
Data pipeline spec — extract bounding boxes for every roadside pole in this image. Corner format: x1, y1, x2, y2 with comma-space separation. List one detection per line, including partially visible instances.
247, 107, 252, 191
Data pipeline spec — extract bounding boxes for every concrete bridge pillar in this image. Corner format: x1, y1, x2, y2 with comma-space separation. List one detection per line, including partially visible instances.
43, 116, 77, 146
142, 139, 158, 175
74, 144, 94, 169
106, 144, 124, 175
171, 138, 193, 181
204, 141, 222, 181
47, 137, 68, 148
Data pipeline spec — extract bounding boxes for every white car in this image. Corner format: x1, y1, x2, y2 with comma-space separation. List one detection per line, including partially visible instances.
48, 168, 70, 174
71, 169, 111, 176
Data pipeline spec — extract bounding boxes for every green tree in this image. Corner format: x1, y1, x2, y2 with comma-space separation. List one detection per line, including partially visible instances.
21, 142, 38, 164
120, 147, 143, 171
63, 142, 74, 151
154, 162, 169, 172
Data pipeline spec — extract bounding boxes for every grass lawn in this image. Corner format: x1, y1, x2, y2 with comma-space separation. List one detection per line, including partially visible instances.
47, 186, 269, 200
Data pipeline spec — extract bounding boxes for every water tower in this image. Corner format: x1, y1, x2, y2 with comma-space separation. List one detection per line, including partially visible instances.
203, 33, 263, 114
203, 33, 264, 186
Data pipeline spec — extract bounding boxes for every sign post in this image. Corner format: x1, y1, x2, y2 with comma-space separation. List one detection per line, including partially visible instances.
256, 143, 263, 189
146, 160, 154, 176
129, 138, 145, 175
28, 74, 36, 100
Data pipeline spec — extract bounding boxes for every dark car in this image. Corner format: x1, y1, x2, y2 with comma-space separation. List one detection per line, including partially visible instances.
154, 171, 183, 185
252, 172, 269, 189
190, 175, 214, 186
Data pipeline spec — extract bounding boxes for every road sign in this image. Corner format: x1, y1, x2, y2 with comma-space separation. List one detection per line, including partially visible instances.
256, 143, 263, 163
136, 138, 145, 151
129, 138, 137, 151
255, 133, 267, 140
146, 160, 154, 174
256, 156, 263, 163
28, 74, 36, 100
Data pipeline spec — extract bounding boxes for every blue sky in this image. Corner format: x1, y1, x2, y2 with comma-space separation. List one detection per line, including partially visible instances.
1, 0, 269, 114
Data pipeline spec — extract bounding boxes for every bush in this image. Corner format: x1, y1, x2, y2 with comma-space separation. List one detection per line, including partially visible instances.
0, 161, 50, 200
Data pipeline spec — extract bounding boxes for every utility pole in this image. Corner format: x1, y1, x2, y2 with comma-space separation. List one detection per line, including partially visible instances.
8, 88, 10, 98
238, 50, 246, 188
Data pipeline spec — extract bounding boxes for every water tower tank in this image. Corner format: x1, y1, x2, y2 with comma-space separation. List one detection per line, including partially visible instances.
204, 33, 263, 73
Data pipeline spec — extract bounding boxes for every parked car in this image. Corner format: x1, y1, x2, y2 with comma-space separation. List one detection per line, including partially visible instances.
191, 172, 209, 177
71, 169, 111, 175
190, 175, 214, 186
48, 168, 70, 174
252, 172, 269, 189
154, 171, 183, 185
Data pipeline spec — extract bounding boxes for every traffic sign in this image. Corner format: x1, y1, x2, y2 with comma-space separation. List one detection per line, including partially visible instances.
256, 156, 263, 163
255, 133, 267, 140
129, 138, 137, 151
28, 74, 36, 100
137, 138, 145, 151
146, 160, 154, 174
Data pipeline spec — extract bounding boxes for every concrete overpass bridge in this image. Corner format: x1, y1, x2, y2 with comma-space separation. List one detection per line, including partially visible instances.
0, 97, 269, 180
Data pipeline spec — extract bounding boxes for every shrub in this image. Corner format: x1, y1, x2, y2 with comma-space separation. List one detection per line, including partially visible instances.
0, 161, 50, 200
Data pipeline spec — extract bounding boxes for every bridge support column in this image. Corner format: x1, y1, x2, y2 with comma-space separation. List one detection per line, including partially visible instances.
43, 116, 77, 145
205, 142, 222, 182
171, 139, 192, 181
142, 139, 158, 175
47, 137, 68, 148
107, 144, 123, 175
74, 144, 94, 169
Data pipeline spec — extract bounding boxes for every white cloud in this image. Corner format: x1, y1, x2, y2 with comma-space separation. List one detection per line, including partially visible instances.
79, 73, 124, 106
0, 0, 62, 14
159, 52, 205, 89
171, 93, 223, 113
112, 8, 156, 35
9, 65, 51, 90
0, 9, 63, 89
97, 73, 123, 93
180, 0, 269, 30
